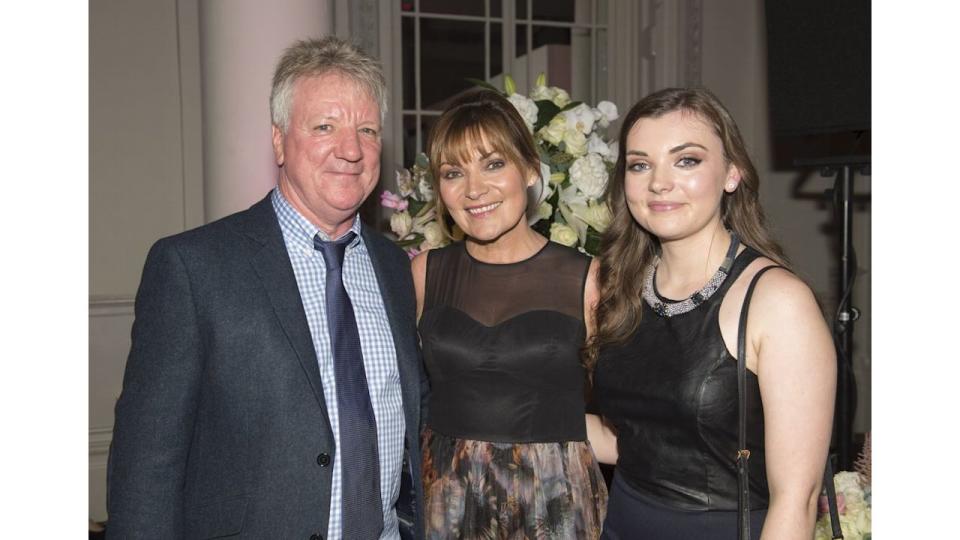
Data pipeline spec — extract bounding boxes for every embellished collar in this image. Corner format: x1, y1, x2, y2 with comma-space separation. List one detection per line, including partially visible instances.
642, 232, 740, 318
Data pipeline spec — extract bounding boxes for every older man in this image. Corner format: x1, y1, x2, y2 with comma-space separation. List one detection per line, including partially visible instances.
107, 37, 426, 540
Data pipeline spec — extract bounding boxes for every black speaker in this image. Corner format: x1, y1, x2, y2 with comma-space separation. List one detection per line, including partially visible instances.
765, 1, 870, 136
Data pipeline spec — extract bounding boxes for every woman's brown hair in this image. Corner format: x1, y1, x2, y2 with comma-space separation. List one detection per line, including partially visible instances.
586, 87, 790, 374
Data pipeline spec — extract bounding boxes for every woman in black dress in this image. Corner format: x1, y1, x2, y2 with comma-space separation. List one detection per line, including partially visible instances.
411, 88, 607, 539
586, 87, 835, 539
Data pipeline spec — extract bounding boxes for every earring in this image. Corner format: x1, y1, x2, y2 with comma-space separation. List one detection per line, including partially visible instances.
726, 182, 736, 190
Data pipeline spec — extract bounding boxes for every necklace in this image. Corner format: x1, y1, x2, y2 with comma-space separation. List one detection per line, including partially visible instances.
642, 232, 741, 318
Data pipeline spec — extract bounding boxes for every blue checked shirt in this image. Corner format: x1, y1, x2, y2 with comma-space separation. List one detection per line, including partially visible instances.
273, 189, 404, 540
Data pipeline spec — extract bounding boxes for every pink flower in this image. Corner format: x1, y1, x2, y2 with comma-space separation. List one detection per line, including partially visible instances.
380, 190, 408, 211
818, 492, 846, 515
406, 247, 421, 260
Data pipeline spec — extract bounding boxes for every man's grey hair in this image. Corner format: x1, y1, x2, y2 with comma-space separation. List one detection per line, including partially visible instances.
270, 36, 388, 132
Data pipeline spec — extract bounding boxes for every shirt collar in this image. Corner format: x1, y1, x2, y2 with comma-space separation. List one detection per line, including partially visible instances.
271, 187, 363, 252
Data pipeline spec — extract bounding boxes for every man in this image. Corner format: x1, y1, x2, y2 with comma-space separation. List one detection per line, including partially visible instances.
107, 37, 426, 540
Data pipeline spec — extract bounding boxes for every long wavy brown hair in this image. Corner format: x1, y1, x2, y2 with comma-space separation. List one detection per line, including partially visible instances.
585, 87, 790, 375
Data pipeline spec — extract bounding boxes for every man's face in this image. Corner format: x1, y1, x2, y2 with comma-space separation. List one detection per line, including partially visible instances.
272, 71, 382, 237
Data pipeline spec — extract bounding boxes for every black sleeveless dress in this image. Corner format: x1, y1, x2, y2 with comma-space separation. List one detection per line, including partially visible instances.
591, 247, 769, 539
419, 241, 608, 539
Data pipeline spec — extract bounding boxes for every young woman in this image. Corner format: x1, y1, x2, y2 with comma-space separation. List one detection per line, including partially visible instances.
412, 88, 607, 539
586, 87, 835, 539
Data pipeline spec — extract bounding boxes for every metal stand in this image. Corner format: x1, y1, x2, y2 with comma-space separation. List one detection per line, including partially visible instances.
795, 155, 870, 470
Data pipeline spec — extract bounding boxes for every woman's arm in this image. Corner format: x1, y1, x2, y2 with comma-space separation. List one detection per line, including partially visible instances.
750, 269, 836, 540
586, 414, 618, 464
582, 259, 618, 464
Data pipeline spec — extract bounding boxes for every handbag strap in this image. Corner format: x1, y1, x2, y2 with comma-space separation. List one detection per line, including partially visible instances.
823, 457, 844, 538
736, 265, 781, 540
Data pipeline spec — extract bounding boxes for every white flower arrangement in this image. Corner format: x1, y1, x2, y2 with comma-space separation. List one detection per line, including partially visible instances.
814, 471, 872, 540
814, 437, 871, 540
381, 73, 619, 257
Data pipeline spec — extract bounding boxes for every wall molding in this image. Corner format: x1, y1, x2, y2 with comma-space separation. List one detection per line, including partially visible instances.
90, 426, 113, 459
90, 296, 135, 318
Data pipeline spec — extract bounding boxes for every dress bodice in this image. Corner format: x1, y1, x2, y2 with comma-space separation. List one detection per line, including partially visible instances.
419, 241, 591, 443
591, 246, 770, 511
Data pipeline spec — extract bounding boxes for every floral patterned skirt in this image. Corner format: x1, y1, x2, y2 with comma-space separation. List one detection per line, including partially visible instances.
422, 427, 608, 539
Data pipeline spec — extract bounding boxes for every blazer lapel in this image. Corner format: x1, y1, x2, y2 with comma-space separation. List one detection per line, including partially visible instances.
239, 196, 331, 425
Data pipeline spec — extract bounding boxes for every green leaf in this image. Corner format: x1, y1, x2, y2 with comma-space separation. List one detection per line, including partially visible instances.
583, 227, 603, 257
408, 199, 428, 217
559, 101, 584, 112
548, 189, 561, 206
464, 78, 504, 95
532, 219, 551, 237
534, 100, 561, 131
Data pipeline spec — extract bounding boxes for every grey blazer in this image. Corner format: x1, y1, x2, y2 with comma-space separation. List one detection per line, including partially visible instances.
106, 194, 427, 539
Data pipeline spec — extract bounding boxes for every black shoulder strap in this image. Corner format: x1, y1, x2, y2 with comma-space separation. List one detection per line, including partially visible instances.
735, 265, 843, 539
736, 265, 781, 540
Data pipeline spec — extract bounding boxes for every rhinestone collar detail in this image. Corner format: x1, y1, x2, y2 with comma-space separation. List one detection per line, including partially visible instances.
642, 232, 741, 318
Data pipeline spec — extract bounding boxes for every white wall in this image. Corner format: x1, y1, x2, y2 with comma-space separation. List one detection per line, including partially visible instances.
89, 0, 203, 521
89, 0, 333, 521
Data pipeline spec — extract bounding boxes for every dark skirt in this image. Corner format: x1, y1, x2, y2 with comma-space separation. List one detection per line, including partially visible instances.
601, 472, 767, 540
421, 427, 608, 539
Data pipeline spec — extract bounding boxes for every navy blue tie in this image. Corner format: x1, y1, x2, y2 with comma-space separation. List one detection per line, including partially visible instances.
314, 232, 383, 539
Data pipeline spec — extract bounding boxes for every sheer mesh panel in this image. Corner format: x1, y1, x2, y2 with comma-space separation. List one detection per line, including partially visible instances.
424, 242, 587, 327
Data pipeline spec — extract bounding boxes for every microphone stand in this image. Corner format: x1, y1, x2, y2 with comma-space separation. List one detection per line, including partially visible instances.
794, 154, 870, 470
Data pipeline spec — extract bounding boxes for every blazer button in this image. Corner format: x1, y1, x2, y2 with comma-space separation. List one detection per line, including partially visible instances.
310, 534, 323, 540
317, 453, 331, 467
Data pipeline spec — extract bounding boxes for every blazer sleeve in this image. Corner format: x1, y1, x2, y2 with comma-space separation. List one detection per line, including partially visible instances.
106, 238, 203, 538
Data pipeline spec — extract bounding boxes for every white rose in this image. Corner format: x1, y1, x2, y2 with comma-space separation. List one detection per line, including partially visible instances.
587, 132, 612, 157
605, 140, 619, 163
593, 100, 619, 128
421, 221, 446, 248
530, 84, 554, 102
551, 87, 571, 108
536, 201, 553, 222
854, 507, 871, 535
507, 93, 539, 132
837, 513, 865, 539
563, 129, 588, 157
390, 210, 413, 239
569, 200, 612, 232
562, 103, 597, 134
550, 222, 579, 247
539, 115, 567, 145
833, 472, 863, 494
569, 153, 609, 199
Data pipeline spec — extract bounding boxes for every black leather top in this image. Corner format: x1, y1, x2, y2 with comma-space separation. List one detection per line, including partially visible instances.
420, 241, 591, 443
591, 246, 770, 511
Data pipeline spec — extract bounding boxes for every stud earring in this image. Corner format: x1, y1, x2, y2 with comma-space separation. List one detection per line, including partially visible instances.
726, 182, 736, 190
